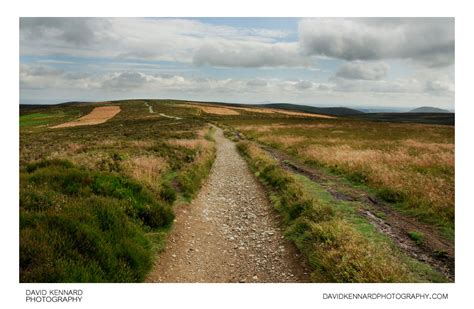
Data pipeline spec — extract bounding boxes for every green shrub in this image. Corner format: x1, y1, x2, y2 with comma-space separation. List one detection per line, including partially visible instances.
159, 182, 177, 204
20, 160, 173, 282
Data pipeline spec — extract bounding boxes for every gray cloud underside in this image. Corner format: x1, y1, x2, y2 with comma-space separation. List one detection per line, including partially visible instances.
335, 61, 389, 80
193, 41, 308, 67
299, 18, 454, 67
20, 17, 454, 68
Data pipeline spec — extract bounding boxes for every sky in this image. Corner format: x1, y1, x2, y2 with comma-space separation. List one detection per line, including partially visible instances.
19, 17, 455, 110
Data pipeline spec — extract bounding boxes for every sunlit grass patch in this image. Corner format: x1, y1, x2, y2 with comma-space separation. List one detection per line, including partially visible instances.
20, 111, 75, 127
236, 141, 447, 282
229, 117, 454, 234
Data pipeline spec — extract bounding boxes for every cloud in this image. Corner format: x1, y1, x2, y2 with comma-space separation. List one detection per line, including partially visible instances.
20, 64, 63, 77
20, 17, 454, 70
20, 18, 112, 46
294, 80, 313, 90
330, 69, 453, 97
193, 41, 308, 67
246, 79, 268, 87
20, 18, 303, 67
102, 72, 148, 91
299, 18, 454, 67
424, 80, 454, 93
20, 63, 454, 108
332, 78, 421, 94
335, 61, 389, 80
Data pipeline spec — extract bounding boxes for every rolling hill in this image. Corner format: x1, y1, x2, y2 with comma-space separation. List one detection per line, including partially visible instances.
259, 103, 363, 116
409, 106, 451, 113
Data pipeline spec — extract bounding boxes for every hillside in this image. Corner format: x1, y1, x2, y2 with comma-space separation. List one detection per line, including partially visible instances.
409, 106, 451, 113
349, 112, 455, 125
259, 103, 364, 116
19, 99, 454, 283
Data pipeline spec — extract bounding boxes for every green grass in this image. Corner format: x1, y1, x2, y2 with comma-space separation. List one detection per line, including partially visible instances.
20, 159, 174, 282
20, 100, 217, 282
237, 141, 447, 282
220, 116, 454, 236
20, 110, 83, 127
293, 173, 445, 282
408, 231, 425, 245
19, 99, 453, 283
177, 149, 216, 202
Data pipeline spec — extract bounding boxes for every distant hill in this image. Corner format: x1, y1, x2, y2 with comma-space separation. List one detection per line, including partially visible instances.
409, 106, 451, 113
259, 103, 364, 116
21, 100, 364, 117
349, 112, 454, 125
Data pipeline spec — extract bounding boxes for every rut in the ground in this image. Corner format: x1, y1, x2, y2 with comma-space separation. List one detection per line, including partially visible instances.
146, 128, 310, 283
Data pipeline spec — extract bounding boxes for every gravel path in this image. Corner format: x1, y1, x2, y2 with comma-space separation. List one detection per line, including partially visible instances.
146, 127, 310, 283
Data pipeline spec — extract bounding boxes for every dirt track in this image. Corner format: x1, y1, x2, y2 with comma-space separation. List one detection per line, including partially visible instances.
146, 128, 310, 283
52, 106, 121, 128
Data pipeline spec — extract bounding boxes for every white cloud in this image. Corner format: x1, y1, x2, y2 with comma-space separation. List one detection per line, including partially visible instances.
335, 61, 389, 80
246, 79, 268, 87
19, 63, 454, 108
193, 41, 308, 67
294, 80, 313, 90
19, 18, 455, 109
102, 72, 148, 91
20, 18, 302, 67
299, 18, 454, 67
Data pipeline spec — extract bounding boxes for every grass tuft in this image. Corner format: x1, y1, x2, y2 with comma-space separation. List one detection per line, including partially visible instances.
237, 141, 422, 282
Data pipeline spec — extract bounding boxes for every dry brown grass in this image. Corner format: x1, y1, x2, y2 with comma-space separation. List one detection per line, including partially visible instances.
401, 139, 454, 152
237, 140, 414, 282
124, 155, 168, 185
185, 103, 335, 118
168, 139, 205, 149
234, 119, 454, 228
300, 141, 454, 211
189, 104, 240, 115
51, 106, 121, 128
235, 123, 335, 133
231, 106, 275, 114
129, 140, 156, 148
272, 110, 336, 119
260, 135, 307, 147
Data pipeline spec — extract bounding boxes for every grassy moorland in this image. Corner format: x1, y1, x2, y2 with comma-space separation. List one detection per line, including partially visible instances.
20, 99, 454, 283
213, 110, 453, 282
20, 100, 215, 282
236, 141, 446, 282
222, 117, 454, 237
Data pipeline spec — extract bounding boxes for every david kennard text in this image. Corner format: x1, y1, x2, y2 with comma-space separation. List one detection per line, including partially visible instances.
26, 289, 83, 303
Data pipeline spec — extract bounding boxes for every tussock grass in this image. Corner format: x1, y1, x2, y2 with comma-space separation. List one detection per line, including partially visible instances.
237, 141, 422, 282
230, 118, 454, 234
177, 143, 216, 201
124, 155, 169, 186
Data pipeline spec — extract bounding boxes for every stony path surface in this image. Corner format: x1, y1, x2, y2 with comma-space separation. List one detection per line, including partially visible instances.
146, 128, 310, 283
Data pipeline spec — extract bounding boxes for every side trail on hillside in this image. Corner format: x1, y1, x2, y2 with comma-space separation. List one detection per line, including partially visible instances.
146, 128, 310, 283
